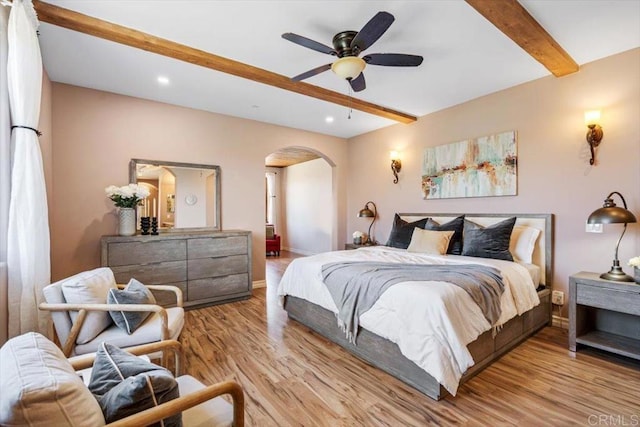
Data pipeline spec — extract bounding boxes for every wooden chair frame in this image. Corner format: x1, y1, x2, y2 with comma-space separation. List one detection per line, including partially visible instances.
68, 340, 244, 427
40, 284, 184, 357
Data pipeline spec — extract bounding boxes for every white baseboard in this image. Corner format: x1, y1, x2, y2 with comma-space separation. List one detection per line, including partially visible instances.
552, 314, 568, 330
253, 280, 266, 289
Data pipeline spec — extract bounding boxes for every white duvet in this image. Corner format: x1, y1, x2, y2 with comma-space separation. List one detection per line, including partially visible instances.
276, 246, 540, 395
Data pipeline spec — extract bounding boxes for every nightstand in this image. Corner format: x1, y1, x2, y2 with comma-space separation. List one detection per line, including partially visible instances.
569, 272, 640, 360
344, 243, 377, 250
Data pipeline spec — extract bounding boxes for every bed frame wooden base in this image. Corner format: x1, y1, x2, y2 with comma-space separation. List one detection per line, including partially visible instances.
284, 289, 550, 400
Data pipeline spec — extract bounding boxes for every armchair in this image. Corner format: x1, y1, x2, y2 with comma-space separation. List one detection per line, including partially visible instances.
266, 224, 281, 256
0, 333, 244, 426
40, 267, 184, 358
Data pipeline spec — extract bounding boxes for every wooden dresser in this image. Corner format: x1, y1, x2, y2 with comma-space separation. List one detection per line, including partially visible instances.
101, 230, 252, 309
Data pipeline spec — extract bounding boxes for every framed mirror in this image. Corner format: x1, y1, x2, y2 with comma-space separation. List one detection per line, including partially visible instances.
129, 159, 221, 231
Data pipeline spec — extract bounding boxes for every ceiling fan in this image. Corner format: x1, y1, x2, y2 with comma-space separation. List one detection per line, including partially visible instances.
282, 11, 423, 92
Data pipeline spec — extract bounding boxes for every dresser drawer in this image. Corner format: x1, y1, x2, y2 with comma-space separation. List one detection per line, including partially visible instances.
188, 255, 248, 280
188, 273, 249, 301
111, 261, 187, 285
187, 236, 248, 259
107, 240, 187, 266
150, 282, 187, 307
577, 283, 640, 316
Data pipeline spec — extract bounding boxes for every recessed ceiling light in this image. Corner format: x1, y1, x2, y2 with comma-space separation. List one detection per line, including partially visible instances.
157, 76, 170, 85
325, 116, 334, 123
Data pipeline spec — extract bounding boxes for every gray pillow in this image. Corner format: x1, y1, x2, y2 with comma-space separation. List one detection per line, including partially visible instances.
462, 217, 516, 261
385, 214, 429, 249
108, 278, 156, 334
88, 342, 181, 426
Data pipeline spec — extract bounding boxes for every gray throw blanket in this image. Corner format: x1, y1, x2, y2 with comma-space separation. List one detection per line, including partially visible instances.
321, 262, 505, 344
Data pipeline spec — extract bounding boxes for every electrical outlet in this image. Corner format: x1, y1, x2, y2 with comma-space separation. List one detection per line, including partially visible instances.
552, 290, 564, 306
586, 222, 603, 233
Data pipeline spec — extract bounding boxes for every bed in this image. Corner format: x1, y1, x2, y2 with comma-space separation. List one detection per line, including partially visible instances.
277, 213, 553, 400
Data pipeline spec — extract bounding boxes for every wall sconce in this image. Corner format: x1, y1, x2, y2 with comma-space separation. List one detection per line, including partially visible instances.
584, 110, 603, 165
587, 191, 637, 281
390, 151, 402, 184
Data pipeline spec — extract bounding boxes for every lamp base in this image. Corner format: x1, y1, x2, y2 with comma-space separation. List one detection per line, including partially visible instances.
600, 266, 635, 282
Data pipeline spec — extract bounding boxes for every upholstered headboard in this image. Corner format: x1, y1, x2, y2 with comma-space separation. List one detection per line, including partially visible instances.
399, 213, 554, 287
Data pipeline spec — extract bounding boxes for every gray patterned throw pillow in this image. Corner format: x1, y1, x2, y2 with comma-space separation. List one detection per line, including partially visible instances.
108, 278, 156, 334
88, 342, 181, 426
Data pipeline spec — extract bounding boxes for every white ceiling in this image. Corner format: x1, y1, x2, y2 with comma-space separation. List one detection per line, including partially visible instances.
37, 1, 640, 139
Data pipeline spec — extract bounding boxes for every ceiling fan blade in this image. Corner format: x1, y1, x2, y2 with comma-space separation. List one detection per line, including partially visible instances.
291, 63, 333, 81
351, 11, 395, 53
348, 73, 366, 92
282, 33, 336, 55
363, 53, 424, 67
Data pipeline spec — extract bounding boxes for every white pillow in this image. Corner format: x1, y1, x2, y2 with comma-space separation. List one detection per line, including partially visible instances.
407, 228, 454, 255
60, 267, 117, 344
0, 332, 105, 426
509, 225, 541, 264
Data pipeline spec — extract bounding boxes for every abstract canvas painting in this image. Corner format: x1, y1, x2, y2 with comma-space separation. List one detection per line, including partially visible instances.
421, 131, 517, 199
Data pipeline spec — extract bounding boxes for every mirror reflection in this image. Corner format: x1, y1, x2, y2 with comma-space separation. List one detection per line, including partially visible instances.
129, 159, 221, 230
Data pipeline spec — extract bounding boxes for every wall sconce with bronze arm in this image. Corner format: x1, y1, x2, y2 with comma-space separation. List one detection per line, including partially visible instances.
390, 151, 401, 184
585, 110, 603, 165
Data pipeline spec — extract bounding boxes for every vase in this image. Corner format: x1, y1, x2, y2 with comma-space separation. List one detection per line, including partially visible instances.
118, 208, 136, 236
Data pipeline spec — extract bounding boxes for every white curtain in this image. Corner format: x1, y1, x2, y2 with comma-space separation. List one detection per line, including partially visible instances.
266, 172, 277, 231
6, 0, 50, 337
0, 4, 11, 344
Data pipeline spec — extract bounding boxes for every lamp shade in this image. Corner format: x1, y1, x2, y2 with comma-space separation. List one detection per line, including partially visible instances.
331, 56, 366, 80
587, 194, 637, 224
588, 207, 637, 224
358, 206, 375, 218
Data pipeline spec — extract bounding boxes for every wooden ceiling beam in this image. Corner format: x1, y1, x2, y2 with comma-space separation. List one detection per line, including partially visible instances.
32, 0, 417, 124
465, 0, 579, 77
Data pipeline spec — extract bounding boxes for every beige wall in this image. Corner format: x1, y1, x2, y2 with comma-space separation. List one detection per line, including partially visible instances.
346, 48, 640, 316
50, 84, 348, 281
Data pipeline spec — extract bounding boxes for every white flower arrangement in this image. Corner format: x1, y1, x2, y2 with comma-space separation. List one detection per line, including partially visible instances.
628, 256, 640, 268
352, 231, 365, 239
105, 184, 150, 208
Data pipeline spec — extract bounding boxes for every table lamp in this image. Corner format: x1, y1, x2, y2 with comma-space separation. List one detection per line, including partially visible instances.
587, 191, 637, 281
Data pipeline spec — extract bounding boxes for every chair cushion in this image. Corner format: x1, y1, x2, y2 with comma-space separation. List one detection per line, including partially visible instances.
89, 342, 181, 426
108, 278, 157, 334
60, 267, 117, 344
75, 307, 184, 355
0, 332, 105, 426
177, 375, 233, 427
266, 224, 275, 239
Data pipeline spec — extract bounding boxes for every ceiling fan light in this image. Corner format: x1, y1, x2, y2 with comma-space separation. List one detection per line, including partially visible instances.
331, 56, 366, 80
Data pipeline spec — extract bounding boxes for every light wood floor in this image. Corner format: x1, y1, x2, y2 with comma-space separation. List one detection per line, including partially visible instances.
181, 251, 640, 426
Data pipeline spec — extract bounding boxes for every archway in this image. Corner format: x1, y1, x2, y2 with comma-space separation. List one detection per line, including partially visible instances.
264, 146, 337, 284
